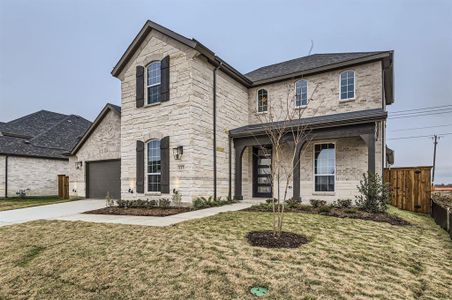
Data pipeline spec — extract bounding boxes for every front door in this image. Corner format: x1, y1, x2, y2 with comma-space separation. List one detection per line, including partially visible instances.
253, 146, 272, 198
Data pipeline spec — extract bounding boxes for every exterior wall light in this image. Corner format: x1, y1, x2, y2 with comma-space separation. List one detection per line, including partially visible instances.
173, 146, 183, 160
75, 161, 83, 169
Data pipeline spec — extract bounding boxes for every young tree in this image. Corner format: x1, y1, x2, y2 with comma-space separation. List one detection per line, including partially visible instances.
252, 80, 320, 236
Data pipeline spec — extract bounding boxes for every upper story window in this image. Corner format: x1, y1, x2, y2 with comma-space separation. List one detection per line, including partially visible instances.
314, 143, 335, 192
340, 70, 355, 100
147, 61, 161, 104
295, 80, 308, 107
257, 89, 268, 113
147, 139, 161, 192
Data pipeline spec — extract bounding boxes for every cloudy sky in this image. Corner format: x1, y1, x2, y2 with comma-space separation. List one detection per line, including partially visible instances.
1, 0, 451, 183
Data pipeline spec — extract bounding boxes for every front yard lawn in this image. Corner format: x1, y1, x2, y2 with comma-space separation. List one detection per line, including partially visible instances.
0, 196, 74, 211
0, 207, 451, 299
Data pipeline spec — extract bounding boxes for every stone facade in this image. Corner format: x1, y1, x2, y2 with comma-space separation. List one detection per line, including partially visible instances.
69, 109, 121, 198
115, 28, 388, 203
0, 155, 67, 197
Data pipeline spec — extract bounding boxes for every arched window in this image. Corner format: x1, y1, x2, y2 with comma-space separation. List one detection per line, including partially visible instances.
147, 61, 161, 104
340, 70, 355, 100
147, 139, 161, 192
257, 89, 268, 113
295, 80, 308, 107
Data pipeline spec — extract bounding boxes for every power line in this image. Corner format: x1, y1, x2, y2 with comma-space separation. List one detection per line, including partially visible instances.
390, 123, 452, 132
389, 104, 452, 114
389, 110, 452, 119
388, 132, 452, 140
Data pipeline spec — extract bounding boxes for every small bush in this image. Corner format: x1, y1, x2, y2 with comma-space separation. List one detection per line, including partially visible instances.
344, 208, 358, 214
265, 198, 277, 204
172, 189, 182, 207
105, 192, 114, 208
355, 172, 389, 213
285, 197, 302, 208
158, 198, 171, 208
336, 199, 353, 208
319, 206, 332, 214
310, 199, 327, 208
192, 196, 236, 210
115, 199, 160, 209
297, 205, 313, 211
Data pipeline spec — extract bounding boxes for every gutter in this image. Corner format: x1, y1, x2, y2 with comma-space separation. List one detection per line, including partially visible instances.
213, 62, 222, 200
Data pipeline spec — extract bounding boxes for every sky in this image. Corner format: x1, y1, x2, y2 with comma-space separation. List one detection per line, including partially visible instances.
0, 0, 451, 183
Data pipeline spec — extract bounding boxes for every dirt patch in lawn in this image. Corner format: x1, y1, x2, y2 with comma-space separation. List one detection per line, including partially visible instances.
84, 206, 192, 217
244, 205, 411, 226
246, 231, 308, 248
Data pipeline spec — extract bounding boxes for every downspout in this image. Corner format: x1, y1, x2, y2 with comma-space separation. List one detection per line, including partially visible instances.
213, 62, 222, 200
228, 135, 232, 200
5, 155, 8, 198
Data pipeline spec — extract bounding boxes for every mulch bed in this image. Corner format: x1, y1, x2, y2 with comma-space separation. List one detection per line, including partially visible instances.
246, 231, 308, 248
84, 206, 192, 217
244, 206, 411, 226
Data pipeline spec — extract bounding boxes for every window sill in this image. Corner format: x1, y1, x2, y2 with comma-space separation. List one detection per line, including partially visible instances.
339, 98, 355, 103
295, 105, 307, 109
145, 192, 162, 196
144, 102, 161, 108
255, 111, 268, 115
312, 192, 335, 196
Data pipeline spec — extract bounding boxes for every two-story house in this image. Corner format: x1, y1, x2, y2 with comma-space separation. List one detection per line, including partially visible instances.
69, 20, 394, 203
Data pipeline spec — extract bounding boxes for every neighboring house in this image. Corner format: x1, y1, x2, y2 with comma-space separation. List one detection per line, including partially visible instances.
0, 110, 91, 198
69, 20, 394, 203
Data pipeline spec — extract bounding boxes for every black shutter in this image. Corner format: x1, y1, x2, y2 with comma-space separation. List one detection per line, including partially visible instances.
160, 136, 170, 193
136, 65, 145, 108
136, 140, 145, 193
160, 56, 170, 102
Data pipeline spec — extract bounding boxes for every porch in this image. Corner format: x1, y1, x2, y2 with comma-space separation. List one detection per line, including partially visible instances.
229, 109, 387, 201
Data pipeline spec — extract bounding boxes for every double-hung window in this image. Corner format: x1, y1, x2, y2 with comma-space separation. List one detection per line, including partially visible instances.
147, 139, 161, 192
340, 71, 355, 100
314, 143, 335, 192
147, 61, 161, 104
257, 89, 268, 113
295, 80, 308, 107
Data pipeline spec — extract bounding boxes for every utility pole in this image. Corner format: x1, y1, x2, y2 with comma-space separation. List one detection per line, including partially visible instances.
432, 135, 440, 184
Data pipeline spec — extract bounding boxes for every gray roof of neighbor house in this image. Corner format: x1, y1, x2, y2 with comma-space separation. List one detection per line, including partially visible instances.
112, 20, 394, 104
0, 110, 91, 159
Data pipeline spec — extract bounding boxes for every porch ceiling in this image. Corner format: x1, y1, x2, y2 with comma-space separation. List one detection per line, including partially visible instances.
229, 108, 386, 138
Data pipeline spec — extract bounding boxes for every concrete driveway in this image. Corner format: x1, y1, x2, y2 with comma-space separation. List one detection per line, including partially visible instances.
0, 199, 105, 227
0, 199, 254, 227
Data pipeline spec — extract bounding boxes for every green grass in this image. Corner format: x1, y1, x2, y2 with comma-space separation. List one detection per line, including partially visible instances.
0, 196, 75, 211
0, 207, 450, 299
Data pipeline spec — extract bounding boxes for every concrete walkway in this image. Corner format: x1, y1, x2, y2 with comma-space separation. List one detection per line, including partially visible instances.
0, 199, 254, 227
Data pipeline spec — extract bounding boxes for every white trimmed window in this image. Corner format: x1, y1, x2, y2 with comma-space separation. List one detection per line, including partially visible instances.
147, 61, 161, 104
147, 139, 161, 192
295, 80, 308, 107
257, 89, 268, 113
340, 71, 355, 100
314, 143, 335, 192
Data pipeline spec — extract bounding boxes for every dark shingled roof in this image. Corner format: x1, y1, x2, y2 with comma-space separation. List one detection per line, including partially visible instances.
229, 108, 387, 138
0, 110, 91, 159
245, 52, 388, 82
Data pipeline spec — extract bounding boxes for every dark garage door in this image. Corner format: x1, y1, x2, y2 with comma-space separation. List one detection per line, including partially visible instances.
87, 160, 121, 199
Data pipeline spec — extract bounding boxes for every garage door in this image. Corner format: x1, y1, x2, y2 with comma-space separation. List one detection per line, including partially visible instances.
87, 160, 121, 199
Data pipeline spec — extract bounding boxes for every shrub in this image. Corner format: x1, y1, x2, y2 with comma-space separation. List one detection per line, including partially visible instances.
116, 199, 158, 209
192, 196, 236, 210
171, 189, 182, 207
336, 199, 353, 209
319, 206, 332, 214
310, 199, 327, 208
265, 198, 277, 204
285, 197, 302, 208
344, 208, 358, 214
158, 198, 171, 208
355, 172, 389, 213
105, 192, 114, 207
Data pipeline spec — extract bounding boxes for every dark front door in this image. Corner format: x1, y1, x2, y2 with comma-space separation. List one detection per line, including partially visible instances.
253, 146, 272, 198
86, 159, 121, 199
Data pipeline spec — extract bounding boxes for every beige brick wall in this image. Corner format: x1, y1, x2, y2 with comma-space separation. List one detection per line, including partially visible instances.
5, 156, 68, 197
248, 61, 383, 124
69, 109, 121, 198
0, 155, 5, 198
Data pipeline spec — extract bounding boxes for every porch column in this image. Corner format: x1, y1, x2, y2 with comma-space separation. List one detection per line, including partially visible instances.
234, 144, 246, 200
292, 140, 306, 201
360, 133, 376, 174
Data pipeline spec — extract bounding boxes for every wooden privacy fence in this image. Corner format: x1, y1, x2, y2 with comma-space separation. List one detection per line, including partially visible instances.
58, 175, 69, 199
384, 166, 432, 214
